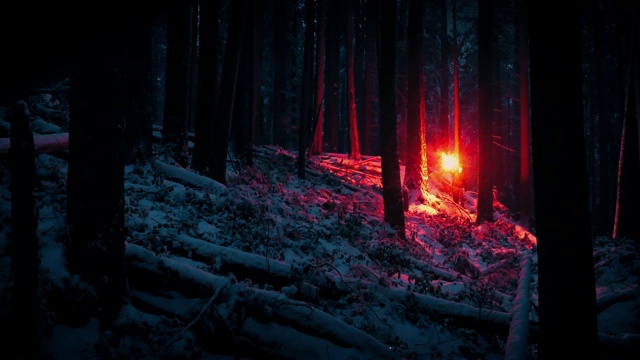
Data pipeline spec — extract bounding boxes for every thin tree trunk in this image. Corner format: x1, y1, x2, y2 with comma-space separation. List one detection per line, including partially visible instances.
517, 0, 531, 230
310, 0, 326, 155
403, 0, 429, 204
363, 0, 378, 156
347, 0, 362, 161
452, 0, 461, 160
192, 0, 220, 172
207, 0, 246, 185
325, 0, 340, 153
440, 0, 450, 151
163, 0, 192, 167
298, 0, 315, 178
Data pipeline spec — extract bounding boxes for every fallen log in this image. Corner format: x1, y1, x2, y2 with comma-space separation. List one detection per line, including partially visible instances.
504, 253, 532, 360
152, 160, 227, 194
0, 132, 68, 155
124, 243, 399, 359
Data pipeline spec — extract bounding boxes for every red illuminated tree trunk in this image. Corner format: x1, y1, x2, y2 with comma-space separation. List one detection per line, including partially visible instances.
403, 0, 429, 204
192, 0, 220, 172
298, 0, 315, 178
207, 0, 246, 185
346, 0, 362, 161
452, 0, 461, 160
363, 0, 378, 156
517, 0, 532, 230
163, 0, 193, 167
310, 0, 326, 155
439, 0, 450, 149
476, 0, 494, 224
378, 0, 405, 236
529, 1, 600, 358
613, 26, 640, 240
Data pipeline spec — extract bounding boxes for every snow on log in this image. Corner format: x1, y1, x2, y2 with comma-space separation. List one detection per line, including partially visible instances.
152, 160, 227, 193
504, 253, 532, 360
0, 132, 68, 155
124, 243, 398, 359
385, 287, 512, 334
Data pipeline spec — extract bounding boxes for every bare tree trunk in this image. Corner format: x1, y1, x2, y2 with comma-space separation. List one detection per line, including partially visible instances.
346, 0, 362, 161
476, 0, 494, 224
377, 0, 405, 236
403, 0, 429, 204
9, 101, 40, 359
363, 0, 378, 156
529, 0, 600, 357
192, 0, 220, 172
310, 0, 326, 156
298, 0, 315, 178
517, 0, 532, 230
452, 0, 461, 160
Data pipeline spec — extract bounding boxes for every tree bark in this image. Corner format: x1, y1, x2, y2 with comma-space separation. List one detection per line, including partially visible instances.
529, 1, 600, 357
9, 101, 40, 359
310, 0, 327, 156
346, 0, 362, 161
298, 0, 316, 178
377, 0, 405, 236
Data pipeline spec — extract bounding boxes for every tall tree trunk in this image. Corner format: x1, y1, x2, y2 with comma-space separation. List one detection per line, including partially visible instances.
298, 0, 316, 178
516, 0, 531, 230
476, 0, 494, 224
613, 22, 640, 240
273, 0, 293, 148
325, 0, 340, 153
125, 10, 154, 165
529, 1, 600, 358
9, 101, 40, 359
192, 0, 220, 172
207, 0, 246, 185
403, 0, 429, 204
452, 0, 461, 160
311, 0, 326, 155
439, 0, 450, 152
248, 1, 263, 166
378, 0, 405, 236
67, 7, 128, 326
346, 0, 362, 161
163, 0, 193, 167
363, 0, 378, 156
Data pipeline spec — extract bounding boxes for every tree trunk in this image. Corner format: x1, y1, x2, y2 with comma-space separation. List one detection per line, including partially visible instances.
162, 0, 193, 167
439, 0, 450, 152
310, 0, 326, 156
273, 0, 293, 148
476, 0, 494, 224
207, 0, 246, 185
377, 0, 405, 236
613, 23, 640, 240
67, 7, 128, 326
363, 0, 378, 156
346, 0, 362, 161
325, 0, 341, 153
517, 0, 532, 230
192, 0, 220, 172
9, 101, 40, 359
298, 0, 315, 178
403, 0, 429, 204
452, 0, 461, 161
528, 1, 600, 357
124, 10, 154, 165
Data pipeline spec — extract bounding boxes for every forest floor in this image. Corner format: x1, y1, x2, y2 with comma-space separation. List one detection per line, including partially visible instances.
0, 96, 639, 359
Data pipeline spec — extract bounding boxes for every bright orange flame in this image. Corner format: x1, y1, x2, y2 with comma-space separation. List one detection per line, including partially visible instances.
441, 153, 462, 173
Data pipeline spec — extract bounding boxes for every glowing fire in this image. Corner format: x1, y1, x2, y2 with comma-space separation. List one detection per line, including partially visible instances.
441, 153, 462, 173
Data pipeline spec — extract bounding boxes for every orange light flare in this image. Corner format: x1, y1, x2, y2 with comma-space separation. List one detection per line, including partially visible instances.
440, 152, 462, 174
